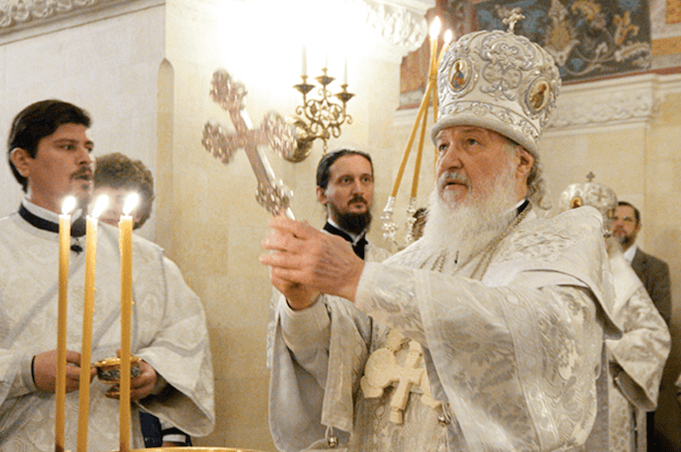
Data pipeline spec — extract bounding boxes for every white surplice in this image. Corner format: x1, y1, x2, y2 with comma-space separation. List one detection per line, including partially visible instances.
0, 205, 215, 451
600, 251, 670, 452
269, 206, 618, 451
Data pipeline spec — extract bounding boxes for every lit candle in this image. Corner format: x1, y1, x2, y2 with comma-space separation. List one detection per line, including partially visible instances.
118, 193, 138, 452
439, 29, 454, 65
434, 29, 454, 121
76, 194, 108, 452
56, 196, 76, 452
429, 17, 441, 78
343, 55, 348, 85
301, 45, 307, 77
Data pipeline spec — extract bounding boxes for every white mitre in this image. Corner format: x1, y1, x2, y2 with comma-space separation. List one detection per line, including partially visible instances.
557, 176, 618, 234
431, 19, 561, 157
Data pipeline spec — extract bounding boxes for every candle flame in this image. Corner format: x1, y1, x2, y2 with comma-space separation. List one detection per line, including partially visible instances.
122, 193, 140, 216
429, 17, 441, 40
91, 195, 109, 219
61, 196, 77, 215
443, 29, 453, 45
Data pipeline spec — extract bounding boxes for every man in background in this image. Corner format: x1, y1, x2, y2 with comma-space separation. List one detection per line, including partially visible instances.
94, 151, 192, 448
315, 148, 389, 261
94, 152, 155, 230
559, 181, 669, 452
611, 200, 672, 449
611, 201, 671, 326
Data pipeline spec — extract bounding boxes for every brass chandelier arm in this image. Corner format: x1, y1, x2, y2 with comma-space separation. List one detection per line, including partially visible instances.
290, 68, 354, 154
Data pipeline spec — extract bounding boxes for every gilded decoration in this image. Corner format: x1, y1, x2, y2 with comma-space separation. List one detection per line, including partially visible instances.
652, 35, 681, 56
448, 57, 474, 93
668, 0, 681, 24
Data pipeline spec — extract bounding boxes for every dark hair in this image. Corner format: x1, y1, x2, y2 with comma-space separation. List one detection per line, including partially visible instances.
316, 148, 373, 190
8, 100, 91, 191
94, 152, 155, 229
618, 201, 641, 224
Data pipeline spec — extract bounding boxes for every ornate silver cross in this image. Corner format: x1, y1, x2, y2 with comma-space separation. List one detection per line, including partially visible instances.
360, 331, 441, 424
202, 69, 296, 218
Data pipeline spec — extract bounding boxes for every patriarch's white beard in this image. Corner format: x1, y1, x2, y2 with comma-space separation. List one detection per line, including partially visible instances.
421, 162, 519, 265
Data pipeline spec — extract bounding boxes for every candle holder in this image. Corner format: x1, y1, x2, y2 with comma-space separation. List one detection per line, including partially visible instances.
381, 18, 450, 250
96, 356, 142, 384
288, 68, 354, 158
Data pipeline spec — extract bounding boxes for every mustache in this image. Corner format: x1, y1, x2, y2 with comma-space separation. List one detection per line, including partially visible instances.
72, 166, 92, 180
349, 194, 367, 205
437, 171, 470, 191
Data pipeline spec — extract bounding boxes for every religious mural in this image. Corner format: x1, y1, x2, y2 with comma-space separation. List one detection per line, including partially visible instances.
400, 0, 653, 106
474, 0, 652, 82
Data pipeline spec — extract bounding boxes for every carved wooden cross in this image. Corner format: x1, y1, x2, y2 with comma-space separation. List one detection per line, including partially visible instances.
202, 69, 296, 218
361, 333, 441, 424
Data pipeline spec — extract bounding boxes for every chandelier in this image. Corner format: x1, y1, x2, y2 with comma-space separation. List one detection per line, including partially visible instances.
285, 51, 354, 162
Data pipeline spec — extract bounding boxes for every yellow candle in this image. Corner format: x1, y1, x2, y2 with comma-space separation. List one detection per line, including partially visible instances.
428, 17, 441, 79
433, 30, 453, 125
56, 196, 75, 452
76, 195, 108, 452
411, 87, 431, 199
119, 193, 138, 452
76, 215, 97, 452
118, 217, 133, 451
390, 79, 432, 198
437, 30, 454, 68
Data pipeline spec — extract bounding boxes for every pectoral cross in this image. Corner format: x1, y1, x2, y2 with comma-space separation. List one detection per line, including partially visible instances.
202, 69, 296, 218
361, 331, 441, 424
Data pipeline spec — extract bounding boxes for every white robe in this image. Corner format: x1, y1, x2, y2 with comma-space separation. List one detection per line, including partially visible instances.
269, 207, 618, 452
602, 251, 670, 452
0, 208, 215, 451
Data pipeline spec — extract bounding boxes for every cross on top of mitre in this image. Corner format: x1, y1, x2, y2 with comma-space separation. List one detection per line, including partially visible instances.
502, 7, 525, 33
202, 69, 297, 218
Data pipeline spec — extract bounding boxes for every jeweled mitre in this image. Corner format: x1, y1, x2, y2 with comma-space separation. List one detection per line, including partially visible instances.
559, 180, 618, 218
431, 28, 561, 156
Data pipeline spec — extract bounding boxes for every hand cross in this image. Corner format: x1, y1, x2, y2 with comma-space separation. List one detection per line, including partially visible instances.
202, 69, 296, 218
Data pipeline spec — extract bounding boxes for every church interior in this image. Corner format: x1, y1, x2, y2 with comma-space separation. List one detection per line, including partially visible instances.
1, 0, 681, 450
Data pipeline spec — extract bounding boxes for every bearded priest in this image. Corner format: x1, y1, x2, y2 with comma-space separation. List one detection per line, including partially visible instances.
261, 23, 619, 452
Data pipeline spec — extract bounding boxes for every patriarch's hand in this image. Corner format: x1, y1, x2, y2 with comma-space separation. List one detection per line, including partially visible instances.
260, 215, 364, 308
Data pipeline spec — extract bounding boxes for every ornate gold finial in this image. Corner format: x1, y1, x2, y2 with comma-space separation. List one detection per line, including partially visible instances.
570, 197, 583, 208
502, 8, 525, 33
586, 171, 595, 182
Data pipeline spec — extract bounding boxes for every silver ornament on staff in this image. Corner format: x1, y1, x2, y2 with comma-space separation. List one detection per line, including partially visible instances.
201, 69, 297, 219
